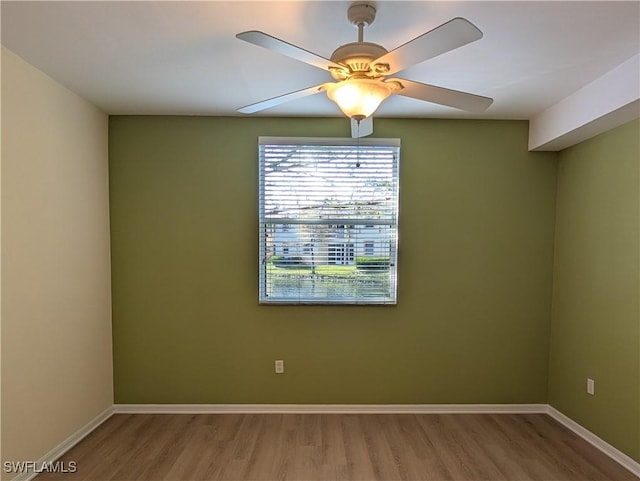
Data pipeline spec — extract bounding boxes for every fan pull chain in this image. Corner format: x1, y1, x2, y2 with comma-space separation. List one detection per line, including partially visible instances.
356, 120, 361, 168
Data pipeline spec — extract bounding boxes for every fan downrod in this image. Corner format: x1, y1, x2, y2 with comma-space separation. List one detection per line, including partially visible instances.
329, 3, 390, 80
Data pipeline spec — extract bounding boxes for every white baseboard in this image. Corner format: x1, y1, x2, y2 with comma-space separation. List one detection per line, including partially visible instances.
8, 406, 114, 481
546, 405, 640, 478
113, 403, 547, 414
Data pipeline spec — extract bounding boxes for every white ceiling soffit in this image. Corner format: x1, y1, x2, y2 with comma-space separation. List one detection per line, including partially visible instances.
1, 1, 639, 150
529, 54, 640, 151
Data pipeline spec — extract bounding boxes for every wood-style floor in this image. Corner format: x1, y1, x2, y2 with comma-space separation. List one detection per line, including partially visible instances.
35, 413, 638, 481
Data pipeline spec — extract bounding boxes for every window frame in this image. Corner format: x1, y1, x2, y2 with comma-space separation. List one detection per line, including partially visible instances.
258, 136, 400, 305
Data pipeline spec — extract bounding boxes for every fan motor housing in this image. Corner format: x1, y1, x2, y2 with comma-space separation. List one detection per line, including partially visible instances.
330, 42, 388, 80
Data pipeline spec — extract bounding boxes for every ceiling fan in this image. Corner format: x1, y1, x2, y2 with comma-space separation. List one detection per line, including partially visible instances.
236, 2, 493, 131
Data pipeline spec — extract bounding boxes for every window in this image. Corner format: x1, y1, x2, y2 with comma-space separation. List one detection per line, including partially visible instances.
364, 242, 375, 256
328, 243, 355, 265
259, 137, 400, 304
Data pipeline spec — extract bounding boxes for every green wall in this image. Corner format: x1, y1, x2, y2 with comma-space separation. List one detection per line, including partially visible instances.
109, 116, 557, 404
549, 118, 640, 462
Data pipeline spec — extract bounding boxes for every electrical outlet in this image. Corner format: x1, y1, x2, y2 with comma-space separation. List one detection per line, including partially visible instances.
275, 359, 284, 374
587, 378, 595, 395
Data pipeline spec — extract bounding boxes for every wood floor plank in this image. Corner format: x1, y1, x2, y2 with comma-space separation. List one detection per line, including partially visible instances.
33, 413, 639, 481
216, 415, 263, 481
162, 425, 210, 481
445, 414, 508, 480
242, 414, 281, 481
492, 413, 562, 481
506, 413, 595, 480
465, 415, 533, 481
359, 414, 402, 480
383, 414, 443, 480
340, 415, 377, 480
415, 414, 477, 480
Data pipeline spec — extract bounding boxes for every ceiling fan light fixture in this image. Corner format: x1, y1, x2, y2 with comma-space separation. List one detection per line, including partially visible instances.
326, 78, 392, 120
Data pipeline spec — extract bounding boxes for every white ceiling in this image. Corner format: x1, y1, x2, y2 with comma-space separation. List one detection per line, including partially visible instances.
2, 1, 639, 120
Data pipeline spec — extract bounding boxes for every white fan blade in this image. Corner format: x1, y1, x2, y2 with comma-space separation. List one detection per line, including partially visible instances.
372, 18, 483, 76
351, 117, 373, 138
237, 31, 346, 72
389, 78, 493, 112
238, 83, 332, 114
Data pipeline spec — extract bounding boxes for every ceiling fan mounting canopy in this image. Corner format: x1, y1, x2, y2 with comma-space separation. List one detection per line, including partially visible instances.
348, 3, 377, 28
235, 2, 493, 120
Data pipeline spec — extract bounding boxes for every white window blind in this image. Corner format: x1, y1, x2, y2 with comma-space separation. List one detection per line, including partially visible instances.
259, 137, 400, 304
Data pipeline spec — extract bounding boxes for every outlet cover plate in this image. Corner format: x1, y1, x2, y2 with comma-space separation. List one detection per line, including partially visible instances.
587, 378, 595, 395
275, 360, 284, 374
